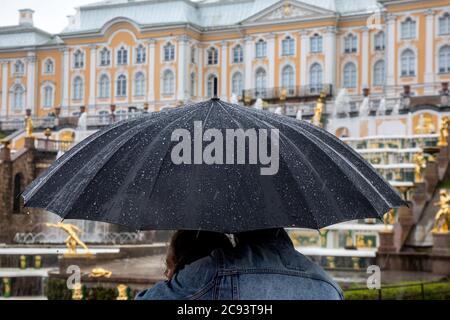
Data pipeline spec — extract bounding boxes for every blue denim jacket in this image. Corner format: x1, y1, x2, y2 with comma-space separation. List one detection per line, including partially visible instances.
136, 230, 343, 300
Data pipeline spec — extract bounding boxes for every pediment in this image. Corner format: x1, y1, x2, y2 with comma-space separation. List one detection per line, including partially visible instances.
243, 0, 336, 24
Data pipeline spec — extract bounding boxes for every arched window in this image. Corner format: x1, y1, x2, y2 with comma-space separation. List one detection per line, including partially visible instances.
134, 72, 145, 96
440, 13, 450, 35
13, 173, 23, 214
14, 60, 25, 74
401, 49, 416, 76
163, 70, 175, 95
439, 45, 450, 73
99, 74, 110, 98
373, 60, 385, 87
207, 74, 218, 97
343, 62, 357, 88
190, 73, 196, 96
401, 17, 416, 39
136, 44, 146, 64
73, 50, 84, 69
281, 65, 295, 91
73, 76, 84, 100
116, 74, 127, 97
310, 34, 323, 53
310, 63, 323, 93
233, 45, 244, 64
344, 34, 357, 53
100, 48, 110, 66
43, 85, 53, 108
117, 46, 128, 65
255, 68, 267, 98
282, 36, 295, 56
12, 85, 25, 110
207, 47, 218, 65
231, 72, 243, 96
164, 43, 175, 62
255, 39, 267, 58
374, 31, 385, 51
44, 59, 54, 74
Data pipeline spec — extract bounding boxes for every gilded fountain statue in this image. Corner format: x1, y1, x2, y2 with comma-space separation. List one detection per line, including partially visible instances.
46, 223, 91, 255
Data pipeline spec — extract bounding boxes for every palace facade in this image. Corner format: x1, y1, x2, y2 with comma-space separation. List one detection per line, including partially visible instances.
0, 0, 449, 131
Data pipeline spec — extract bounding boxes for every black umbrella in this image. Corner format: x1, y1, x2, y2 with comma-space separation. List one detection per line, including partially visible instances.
23, 99, 405, 233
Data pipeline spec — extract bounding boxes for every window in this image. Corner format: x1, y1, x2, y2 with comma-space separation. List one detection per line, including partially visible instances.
12, 85, 25, 110
343, 62, 357, 88
163, 70, 175, 95
439, 46, 450, 73
73, 76, 84, 100
117, 47, 128, 65
310, 34, 323, 53
374, 32, 385, 51
440, 13, 450, 35
282, 36, 295, 56
191, 47, 196, 64
309, 63, 323, 93
281, 65, 295, 93
207, 74, 218, 97
344, 34, 357, 53
43, 86, 53, 108
207, 47, 218, 65
99, 74, 110, 98
190, 73, 196, 97
231, 72, 243, 96
401, 49, 416, 76
116, 74, 127, 97
255, 68, 267, 98
401, 17, 416, 40
14, 61, 25, 74
136, 45, 146, 64
134, 72, 145, 96
100, 48, 111, 66
255, 39, 267, 58
373, 60, 385, 86
164, 43, 175, 62
73, 50, 84, 69
44, 59, 54, 74
233, 45, 244, 64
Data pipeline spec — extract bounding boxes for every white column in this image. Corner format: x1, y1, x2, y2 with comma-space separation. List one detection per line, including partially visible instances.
61, 48, 70, 111
177, 36, 188, 101
300, 31, 309, 86
1, 61, 8, 117
361, 27, 370, 89
88, 45, 97, 111
267, 33, 276, 89
220, 41, 228, 100
425, 10, 435, 94
324, 27, 337, 89
148, 39, 156, 104
26, 52, 36, 114
197, 45, 204, 98
386, 14, 397, 96
244, 36, 253, 90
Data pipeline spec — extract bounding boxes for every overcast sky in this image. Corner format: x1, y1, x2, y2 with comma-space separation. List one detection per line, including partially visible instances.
0, 0, 98, 33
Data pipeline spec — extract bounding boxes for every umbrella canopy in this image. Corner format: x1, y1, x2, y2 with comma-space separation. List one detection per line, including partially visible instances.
23, 99, 405, 233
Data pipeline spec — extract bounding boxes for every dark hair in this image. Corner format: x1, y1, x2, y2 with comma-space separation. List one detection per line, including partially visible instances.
234, 228, 286, 245
165, 231, 232, 279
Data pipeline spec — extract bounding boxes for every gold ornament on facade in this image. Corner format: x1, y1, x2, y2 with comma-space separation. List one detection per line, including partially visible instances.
46, 223, 91, 256
89, 268, 113, 278
438, 116, 450, 147
413, 152, 427, 183
433, 189, 450, 234
283, 3, 293, 17
116, 284, 129, 300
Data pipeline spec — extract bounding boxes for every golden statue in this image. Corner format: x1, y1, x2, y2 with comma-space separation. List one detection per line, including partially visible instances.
280, 89, 287, 102
413, 152, 427, 183
383, 209, 396, 230
356, 235, 366, 248
89, 268, 112, 278
433, 189, 450, 233
25, 116, 33, 137
46, 223, 90, 255
72, 283, 84, 300
438, 116, 450, 147
312, 93, 326, 127
116, 284, 129, 300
